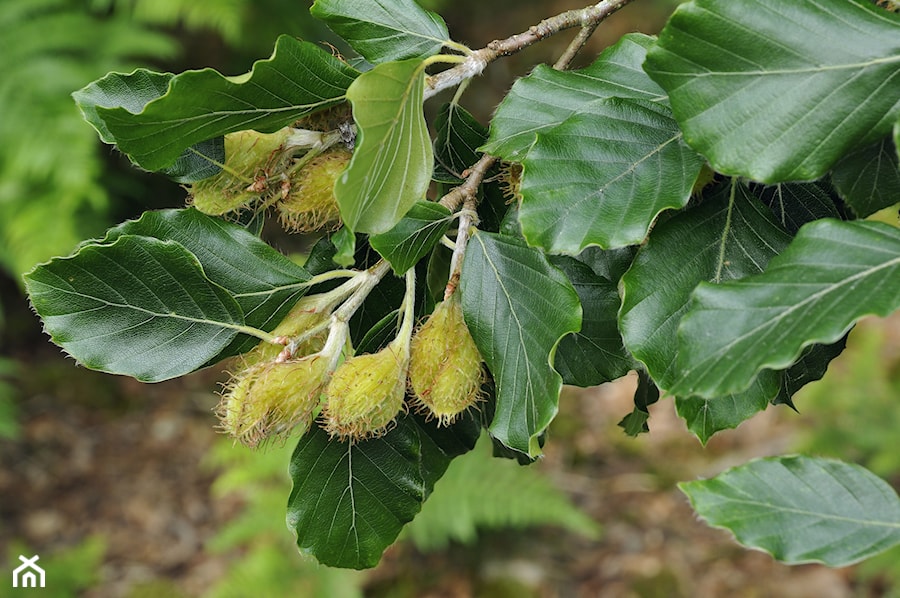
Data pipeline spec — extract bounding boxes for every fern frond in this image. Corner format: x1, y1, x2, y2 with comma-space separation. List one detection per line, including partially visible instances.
405, 436, 600, 551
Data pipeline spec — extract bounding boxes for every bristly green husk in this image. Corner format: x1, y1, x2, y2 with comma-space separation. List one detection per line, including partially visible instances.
190, 127, 293, 215
322, 341, 408, 441
217, 356, 329, 448
278, 148, 351, 232
408, 297, 483, 425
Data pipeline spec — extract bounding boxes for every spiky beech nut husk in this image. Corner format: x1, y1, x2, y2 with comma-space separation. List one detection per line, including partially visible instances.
408, 298, 483, 425
277, 148, 351, 232
498, 161, 523, 203
217, 355, 330, 448
691, 163, 717, 197
189, 127, 293, 215
323, 342, 408, 441
238, 296, 331, 366
294, 103, 353, 133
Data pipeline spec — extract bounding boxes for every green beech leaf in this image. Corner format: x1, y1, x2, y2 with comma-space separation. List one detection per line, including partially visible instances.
434, 103, 488, 182
619, 370, 660, 437
831, 136, 900, 217
337, 58, 432, 234
73, 36, 358, 171
550, 255, 632, 387
369, 202, 453, 274
519, 98, 705, 252
753, 182, 842, 235
72, 69, 225, 182
104, 209, 311, 357
619, 182, 791, 390
161, 137, 225, 184
674, 373, 779, 444
24, 235, 244, 382
482, 33, 666, 161
681, 456, 900, 566
776, 338, 848, 406
672, 220, 900, 399
619, 183, 794, 440
895, 120, 900, 162
310, 0, 450, 63
460, 231, 581, 456
73, 69, 172, 144
287, 413, 478, 569
644, 0, 900, 182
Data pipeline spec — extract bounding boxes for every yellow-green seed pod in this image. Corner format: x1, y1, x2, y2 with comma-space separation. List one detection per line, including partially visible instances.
217, 355, 330, 448
499, 161, 523, 204
190, 127, 293, 215
237, 295, 332, 366
409, 298, 483, 425
323, 342, 408, 441
278, 148, 351, 232
691, 163, 717, 197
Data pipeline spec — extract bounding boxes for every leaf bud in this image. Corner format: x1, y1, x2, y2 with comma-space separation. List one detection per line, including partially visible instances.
278, 148, 351, 232
408, 298, 483, 425
322, 341, 408, 441
217, 355, 330, 448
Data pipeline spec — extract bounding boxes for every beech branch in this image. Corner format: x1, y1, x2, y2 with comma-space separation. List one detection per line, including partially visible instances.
424, 0, 638, 99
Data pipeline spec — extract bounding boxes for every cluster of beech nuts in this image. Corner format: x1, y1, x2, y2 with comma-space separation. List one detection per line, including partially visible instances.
200, 124, 483, 446
218, 294, 483, 447
189, 115, 352, 232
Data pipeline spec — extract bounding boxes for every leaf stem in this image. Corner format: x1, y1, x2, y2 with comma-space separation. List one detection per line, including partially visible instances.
553, 11, 604, 70
714, 178, 738, 284
424, 0, 639, 100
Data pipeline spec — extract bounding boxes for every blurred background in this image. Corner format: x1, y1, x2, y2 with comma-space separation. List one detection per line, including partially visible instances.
1, 1, 898, 596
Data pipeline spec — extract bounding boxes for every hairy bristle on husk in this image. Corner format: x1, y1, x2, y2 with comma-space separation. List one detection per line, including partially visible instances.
278, 148, 351, 233
217, 356, 329, 448
408, 298, 483, 426
322, 343, 408, 441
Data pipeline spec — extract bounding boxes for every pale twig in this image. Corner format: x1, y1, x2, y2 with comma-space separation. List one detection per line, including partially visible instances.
424, 0, 639, 99
439, 154, 497, 299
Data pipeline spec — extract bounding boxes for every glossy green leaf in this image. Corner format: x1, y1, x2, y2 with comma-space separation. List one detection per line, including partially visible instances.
550, 255, 632, 387
831, 136, 900, 217
369, 202, 453, 274
619, 182, 792, 390
337, 58, 432, 234
619, 183, 793, 440
73, 36, 358, 171
673, 219, 900, 398
310, 0, 450, 63
895, 120, 900, 162
776, 338, 848, 407
104, 209, 311, 357
24, 235, 244, 382
287, 413, 478, 569
519, 98, 704, 252
644, 0, 900, 182
161, 137, 224, 184
674, 372, 779, 444
434, 103, 488, 182
460, 231, 581, 456
618, 370, 660, 437
754, 182, 842, 235
482, 33, 666, 160
681, 456, 900, 566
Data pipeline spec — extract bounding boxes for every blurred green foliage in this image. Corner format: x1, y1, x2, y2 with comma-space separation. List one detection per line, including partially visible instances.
0, 536, 105, 598
793, 318, 900, 477
0, 0, 176, 279
0, 0, 330, 281
792, 316, 900, 595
